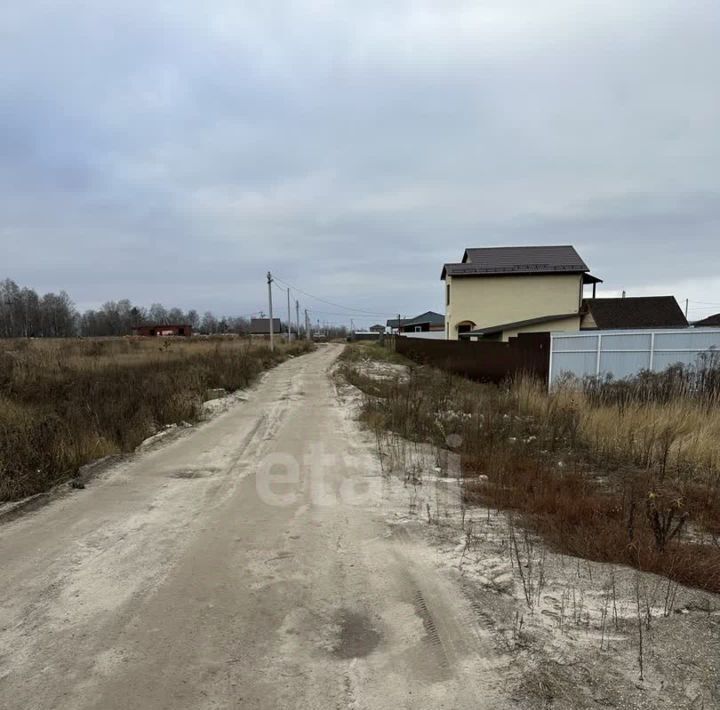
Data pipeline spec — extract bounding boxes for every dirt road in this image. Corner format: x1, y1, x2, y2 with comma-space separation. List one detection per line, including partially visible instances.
0, 344, 508, 710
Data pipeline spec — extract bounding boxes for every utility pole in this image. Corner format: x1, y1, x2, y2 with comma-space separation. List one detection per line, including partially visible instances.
295, 300, 300, 339
685, 298, 689, 319
286, 287, 291, 342
267, 271, 274, 351
304, 309, 310, 341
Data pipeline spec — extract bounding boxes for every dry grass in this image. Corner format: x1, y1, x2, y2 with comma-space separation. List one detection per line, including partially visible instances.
340, 342, 720, 593
516, 377, 720, 486
0, 336, 314, 500
338, 339, 408, 366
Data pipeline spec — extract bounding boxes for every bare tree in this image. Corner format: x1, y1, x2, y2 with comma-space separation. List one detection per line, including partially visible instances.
148, 303, 169, 324
186, 309, 200, 330
0, 277, 247, 339
201, 311, 218, 334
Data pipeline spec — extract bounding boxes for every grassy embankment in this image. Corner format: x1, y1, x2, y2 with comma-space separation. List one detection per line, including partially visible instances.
0, 337, 314, 500
339, 341, 720, 593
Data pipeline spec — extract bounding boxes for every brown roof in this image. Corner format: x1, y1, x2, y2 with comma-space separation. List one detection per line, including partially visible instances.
693, 313, 720, 327
582, 297, 688, 330
386, 311, 444, 328
249, 317, 282, 334
442, 245, 589, 279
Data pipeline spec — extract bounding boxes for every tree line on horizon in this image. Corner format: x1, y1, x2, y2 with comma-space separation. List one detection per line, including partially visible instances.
0, 278, 256, 338
0, 278, 351, 338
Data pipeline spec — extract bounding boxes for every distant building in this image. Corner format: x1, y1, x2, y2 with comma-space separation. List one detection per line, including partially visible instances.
369, 324, 386, 333
693, 313, 720, 327
386, 311, 445, 334
132, 324, 192, 337
580, 296, 688, 330
249, 318, 282, 336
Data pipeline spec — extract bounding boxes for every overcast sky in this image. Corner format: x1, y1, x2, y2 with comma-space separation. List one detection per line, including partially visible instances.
2, 0, 719, 326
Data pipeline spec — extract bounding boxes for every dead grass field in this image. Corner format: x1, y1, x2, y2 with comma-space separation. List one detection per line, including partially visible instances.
338, 342, 720, 593
0, 336, 314, 500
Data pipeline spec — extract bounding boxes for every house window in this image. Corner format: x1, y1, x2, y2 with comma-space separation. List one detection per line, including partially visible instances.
414, 325, 422, 332
446, 284, 450, 306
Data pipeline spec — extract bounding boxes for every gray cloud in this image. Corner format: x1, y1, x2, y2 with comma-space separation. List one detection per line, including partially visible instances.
2, 0, 719, 324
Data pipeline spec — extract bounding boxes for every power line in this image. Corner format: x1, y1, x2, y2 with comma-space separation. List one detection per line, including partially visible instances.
306, 308, 385, 319
272, 275, 396, 318
688, 306, 720, 312
689, 300, 720, 307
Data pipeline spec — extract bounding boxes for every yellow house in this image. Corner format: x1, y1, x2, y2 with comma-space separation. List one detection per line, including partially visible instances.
441, 245, 602, 341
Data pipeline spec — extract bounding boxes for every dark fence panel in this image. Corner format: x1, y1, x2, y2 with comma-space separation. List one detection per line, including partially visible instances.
394, 333, 550, 383
350, 332, 381, 341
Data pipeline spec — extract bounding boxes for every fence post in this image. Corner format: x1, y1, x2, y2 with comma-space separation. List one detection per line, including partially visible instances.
649, 332, 655, 372
548, 333, 554, 392
595, 334, 602, 377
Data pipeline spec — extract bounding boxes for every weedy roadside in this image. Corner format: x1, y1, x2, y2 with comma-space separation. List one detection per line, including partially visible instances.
336, 340, 720, 707
336, 341, 720, 592
0, 337, 314, 500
